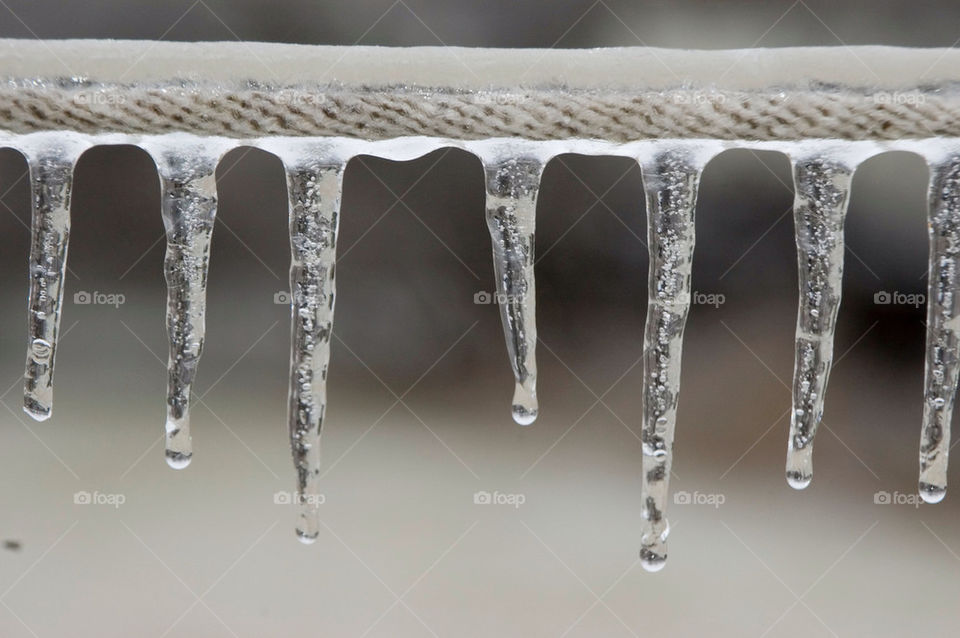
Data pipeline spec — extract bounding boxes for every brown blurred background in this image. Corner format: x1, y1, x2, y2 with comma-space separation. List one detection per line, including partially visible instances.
0, 1, 956, 637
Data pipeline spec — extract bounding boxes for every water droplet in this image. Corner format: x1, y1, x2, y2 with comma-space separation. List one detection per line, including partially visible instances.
919, 481, 946, 504
786, 470, 812, 490
511, 382, 537, 425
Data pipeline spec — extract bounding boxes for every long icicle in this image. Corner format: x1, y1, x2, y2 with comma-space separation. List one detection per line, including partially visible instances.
145, 139, 228, 470
483, 156, 544, 425
785, 156, 855, 490
281, 150, 345, 543
919, 154, 960, 504
22, 136, 88, 421
638, 149, 706, 572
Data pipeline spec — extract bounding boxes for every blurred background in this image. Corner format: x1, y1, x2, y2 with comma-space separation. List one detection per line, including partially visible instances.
0, 1, 957, 636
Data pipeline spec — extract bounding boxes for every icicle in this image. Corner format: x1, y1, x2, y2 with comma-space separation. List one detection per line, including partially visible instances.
144, 138, 231, 469
483, 156, 544, 425
637, 148, 708, 572
21, 135, 88, 421
785, 156, 855, 490
275, 144, 346, 544
919, 154, 960, 504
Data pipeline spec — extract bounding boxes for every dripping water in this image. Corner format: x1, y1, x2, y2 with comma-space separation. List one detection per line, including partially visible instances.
637, 148, 708, 572
919, 152, 960, 504
143, 138, 229, 470
786, 156, 855, 490
21, 137, 87, 421
483, 156, 544, 425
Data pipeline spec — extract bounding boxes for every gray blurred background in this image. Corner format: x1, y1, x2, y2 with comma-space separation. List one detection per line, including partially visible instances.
0, 1, 957, 637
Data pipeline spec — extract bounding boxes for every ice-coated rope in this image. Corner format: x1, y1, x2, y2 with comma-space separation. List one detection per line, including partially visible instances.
0, 85, 958, 140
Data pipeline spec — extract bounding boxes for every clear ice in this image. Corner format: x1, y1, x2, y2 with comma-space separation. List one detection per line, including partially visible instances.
919, 153, 960, 504
637, 148, 708, 572
21, 137, 88, 421
276, 144, 346, 543
6, 129, 960, 564
786, 156, 855, 490
483, 156, 544, 425
144, 138, 229, 470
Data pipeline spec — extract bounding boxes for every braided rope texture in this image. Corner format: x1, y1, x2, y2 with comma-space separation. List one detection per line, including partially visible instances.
0, 83, 955, 140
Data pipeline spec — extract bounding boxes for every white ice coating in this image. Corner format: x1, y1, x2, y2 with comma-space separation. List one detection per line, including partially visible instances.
7, 40, 960, 91
4, 130, 959, 567
17, 133, 89, 421
141, 136, 233, 470
481, 150, 544, 425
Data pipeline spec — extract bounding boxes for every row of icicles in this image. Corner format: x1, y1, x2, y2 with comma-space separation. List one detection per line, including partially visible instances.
9, 132, 960, 572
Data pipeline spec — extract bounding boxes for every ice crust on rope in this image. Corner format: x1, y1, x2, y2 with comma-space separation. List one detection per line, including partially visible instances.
4, 130, 959, 568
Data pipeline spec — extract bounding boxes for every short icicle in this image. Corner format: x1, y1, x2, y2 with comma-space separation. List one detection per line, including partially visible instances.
273, 142, 347, 543
637, 146, 712, 572
482, 154, 544, 425
919, 152, 960, 504
785, 154, 856, 490
144, 137, 231, 470
21, 134, 89, 421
